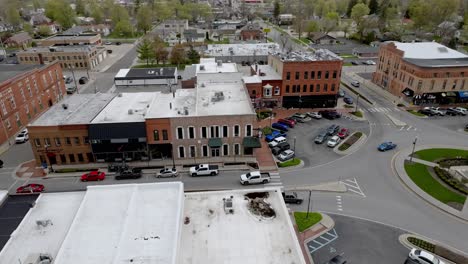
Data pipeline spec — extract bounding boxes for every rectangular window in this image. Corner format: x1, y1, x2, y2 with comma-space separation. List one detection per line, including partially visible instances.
286, 72, 290, 80
333, 71, 337, 79
162, 130, 168, 140
177, 127, 183, 139
325, 71, 329, 79
60, 154, 66, 163
223, 126, 228, 137
223, 144, 229, 156
317, 71, 322, 79
201, 127, 207, 138
1, 101, 7, 115
303, 85, 307, 92
210, 126, 219, 138
286, 85, 290, 93
316, 84, 320, 92
452, 80, 457, 90
10, 97, 16, 109
69, 154, 76, 163
65, 137, 71, 145
246, 125, 252, 137
153, 130, 159, 141
234, 125, 240, 137
234, 144, 240, 155
34, 138, 41, 147
304, 72, 308, 79
324, 84, 328, 92
84, 136, 89, 144
417, 80, 422, 90
54, 137, 61, 146
331, 84, 336, 91
189, 146, 196, 157
178, 146, 185, 158
309, 84, 314, 92
74, 137, 80, 145
188, 127, 195, 139
44, 138, 51, 146
78, 153, 84, 162
295, 72, 299, 80
202, 145, 208, 157
311, 71, 315, 79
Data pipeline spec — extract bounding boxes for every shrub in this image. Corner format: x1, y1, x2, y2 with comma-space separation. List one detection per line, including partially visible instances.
338, 132, 363, 151
278, 158, 301, 167
407, 237, 435, 253
434, 167, 468, 195
397, 103, 405, 107
351, 111, 363, 117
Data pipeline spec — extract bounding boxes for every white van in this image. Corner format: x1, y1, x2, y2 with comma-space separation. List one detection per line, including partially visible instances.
268, 136, 287, 148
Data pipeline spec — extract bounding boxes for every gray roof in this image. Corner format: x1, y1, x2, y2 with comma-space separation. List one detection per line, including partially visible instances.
404, 57, 468, 68
7, 32, 31, 43
310, 32, 336, 41
115, 68, 177, 80
0, 64, 43, 84
30, 93, 117, 126
182, 65, 196, 80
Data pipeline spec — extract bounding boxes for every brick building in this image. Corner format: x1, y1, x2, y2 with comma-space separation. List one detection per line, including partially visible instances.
243, 50, 343, 108
0, 62, 66, 146
28, 72, 260, 166
239, 23, 264, 41
181, 58, 238, 88
203, 43, 280, 64
36, 33, 102, 46
5, 32, 32, 49
17, 45, 107, 70
372, 42, 468, 104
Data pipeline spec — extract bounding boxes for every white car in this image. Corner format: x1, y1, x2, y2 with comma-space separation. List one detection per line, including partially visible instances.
365, 60, 376, 65
307, 112, 322, 119
15, 129, 29, 143
278, 150, 295, 161
268, 136, 287, 148
327, 136, 340, 147
409, 248, 445, 264
156, 168, 178, 178
455, 107, 467, 114
351, 81, 360, 87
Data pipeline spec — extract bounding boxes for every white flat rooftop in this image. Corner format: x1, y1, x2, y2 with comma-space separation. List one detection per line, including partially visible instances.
91, 92, 158, 123
0, 192, 85, 263
255, 64, 282, 80
393, 42, 468, 59
243, 75, 262, 84
54, 183, 184, 264
205, 43, 280, 57
147, 72, 255, 118
180, 188, 305, 264
31, 93, 116, 126
196, 58, 238, 74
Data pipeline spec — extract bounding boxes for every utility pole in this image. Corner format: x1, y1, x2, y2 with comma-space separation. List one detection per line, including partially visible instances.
410, 136, 418, 163
355, 94, 360, 113
69, 64, 79, 94
306, 190, 312, 218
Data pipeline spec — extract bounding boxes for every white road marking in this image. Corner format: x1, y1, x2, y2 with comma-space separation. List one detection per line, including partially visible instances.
399, 127, 404, 131
308, 228, 339, 254
341, 178, 366, 197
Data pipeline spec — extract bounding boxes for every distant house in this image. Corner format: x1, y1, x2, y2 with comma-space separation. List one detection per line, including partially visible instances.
5, 32, 32, 49
309, 32, 337, 44
155, 19, 188, 35
239, 23, 264, 41
184, 29, 206, 43
0, 22, 14, 33
30, 13, 51, 26
352, 46, 379, 58
63, 25, 110, 37
76, 17, 96, 26
278, 14, 294, 25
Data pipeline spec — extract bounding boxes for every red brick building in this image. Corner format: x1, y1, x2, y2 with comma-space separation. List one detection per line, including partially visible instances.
239, 23, 264, 41
0, 62, 66, 146
244, 50, 343, 108
373, 42, 468, 104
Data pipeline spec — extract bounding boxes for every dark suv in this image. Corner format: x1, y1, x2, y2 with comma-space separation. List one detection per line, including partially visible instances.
314, 130, 329, 144
282, 192, 303, 204
326, 124, 340, 135
115, 168, 142, 180
319, 110, 341, 120
271, 142, 290, 155
418, 108, 436, 116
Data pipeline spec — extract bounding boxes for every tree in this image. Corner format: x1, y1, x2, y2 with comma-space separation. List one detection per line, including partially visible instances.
134, 0, 141, 14
114, 20, 133, 37
321, 12, 340, 34
369, 0, 379, 14
187, 46, 200, 64
347, 0, 358, 17
112, 5, 130, 25
22, 23, 34, 35
6, 4, 22, 28
75, 0, 85, 15
408, 0, 460, 31
37, 25, 52, 37
45, 0, 76, 29
89, 2, 104, 24
153, 38, 169, 64
351, 3, 370, 38
305, 21, 320, 38
137, 39, 154, 66
279, 33, 289, 51
170, 44, 186, 65
273, 0, 280, 23
136, 8, 152, 34
340, 21, 353, 38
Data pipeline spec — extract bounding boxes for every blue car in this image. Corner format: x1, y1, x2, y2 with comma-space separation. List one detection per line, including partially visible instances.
378, 142, 397, 151
272, 122, 289, 132
344, 97, 353, 104
265, 130, 287, 142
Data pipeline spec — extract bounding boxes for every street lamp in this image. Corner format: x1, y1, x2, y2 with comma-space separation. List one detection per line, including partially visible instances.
355, 94, 360, 113
171, 147, 176, 170
410, 136, 418, 162
306, 190, 312, 219
293, 136, 296, 152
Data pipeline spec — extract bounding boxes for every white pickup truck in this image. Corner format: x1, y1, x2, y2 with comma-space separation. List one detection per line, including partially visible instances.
240, 171, 271, 185
189, 164, 219, 176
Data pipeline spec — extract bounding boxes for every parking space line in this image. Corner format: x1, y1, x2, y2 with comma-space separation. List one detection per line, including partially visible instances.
341, 178, 366, 197
308, 228, 339, 254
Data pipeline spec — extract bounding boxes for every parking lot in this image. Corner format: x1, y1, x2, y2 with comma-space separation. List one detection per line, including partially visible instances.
272, 114, 370, 168
420, 112, 468, 133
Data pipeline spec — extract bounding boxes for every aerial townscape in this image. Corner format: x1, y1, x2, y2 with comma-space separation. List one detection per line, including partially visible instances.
1, 0, 468, 263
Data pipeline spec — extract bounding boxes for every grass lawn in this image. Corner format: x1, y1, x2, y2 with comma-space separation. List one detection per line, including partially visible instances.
404, 162, 466, 205
205, 38, 230, 44
343, 62, 353, 66
351, 111, 363, 117
407, 110, 426, 117
294, 212, 322, 232
340, 54, 358, 58
415, 148, 468, 162
299, 37, 311, 44
267, 37, 274, 42
278, 158, 301, 167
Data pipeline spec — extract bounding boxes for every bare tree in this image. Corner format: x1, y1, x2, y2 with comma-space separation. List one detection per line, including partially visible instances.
279, 33, 289, 52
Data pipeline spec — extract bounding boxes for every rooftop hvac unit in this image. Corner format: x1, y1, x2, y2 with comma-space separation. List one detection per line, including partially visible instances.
211, 91, 224, 102
223, 196, 234, 214
118, 93, 123, 97
128, 109, 133, 115
199, 65, 205, 71
183, 106, 189, 115
61, 104, 68, 109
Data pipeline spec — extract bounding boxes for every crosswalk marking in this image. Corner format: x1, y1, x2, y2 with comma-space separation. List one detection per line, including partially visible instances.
363, 107, 402, 113
264, 172, 283, 189
341, 178, 366, 197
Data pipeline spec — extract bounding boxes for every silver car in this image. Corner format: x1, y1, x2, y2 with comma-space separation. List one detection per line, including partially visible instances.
156, 168, 178, 178
278, 150, 295, 161
15, 129, 29, 143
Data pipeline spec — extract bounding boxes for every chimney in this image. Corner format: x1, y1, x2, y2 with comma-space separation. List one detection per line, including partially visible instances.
170, 102, 172, 109
255, 64, 258, 73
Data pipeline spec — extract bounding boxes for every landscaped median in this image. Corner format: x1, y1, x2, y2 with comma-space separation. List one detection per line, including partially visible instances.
278, 158, 301, 168
401, 234, 468, 264
293, 212, 323, 232
406, 109, 427, 117
337, 132, 364, 152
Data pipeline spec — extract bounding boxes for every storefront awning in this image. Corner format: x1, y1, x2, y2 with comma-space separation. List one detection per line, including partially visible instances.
243, 137, 261, 148
208, 138, 222, 148
458, 91, 468, 99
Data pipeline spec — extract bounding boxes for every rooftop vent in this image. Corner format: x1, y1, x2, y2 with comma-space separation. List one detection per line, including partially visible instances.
183, 106, 189, 115
211, 91, 224, 102
61, 104, 68, 110
223, 196, 234, 214
199, 65, 205, 71
201, 83, 205, 87
118, 93, 123, 97
437, 47, 448, 53
128, 109, 133, 115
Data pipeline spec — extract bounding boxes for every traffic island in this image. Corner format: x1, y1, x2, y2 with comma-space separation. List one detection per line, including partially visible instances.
407, 109, 427, 117
399, 234, 468, 264
334, 132, 366, 155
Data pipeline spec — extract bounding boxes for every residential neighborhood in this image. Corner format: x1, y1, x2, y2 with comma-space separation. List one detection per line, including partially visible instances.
0, 0, 468, 264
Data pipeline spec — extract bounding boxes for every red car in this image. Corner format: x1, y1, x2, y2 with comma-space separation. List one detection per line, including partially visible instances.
81, 171, 106, 182
338, 128, 349, 139
16, 184, 44, 194
278, 118, 295, 128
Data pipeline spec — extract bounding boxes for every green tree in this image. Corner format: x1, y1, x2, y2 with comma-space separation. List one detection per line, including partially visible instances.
112, 5, 130, 25
33, 0, 42, 11
137, 39, 154, 65
408, 0, 459, 30
37, 25, 52, 36
305, 20, 320, 37
45, 0, 76, 29
154, 2, 174, 21
170, 44, 186, 65
351, 3, 370, 38
89, 2, 104, 24
273, 0, 280, 23
340, 21, 352, 38
6, 4, 22, 28
134, 0, 141, 14
321, 11, 340, 34
368, 0, 379, 14
153, 37, 169, 64
75, 0, 85, 15
347, 0, 358, 17
187, 46, 200, 64
114, 20, 133, 37
136, 8, 152, 34
22, 23, 34, 35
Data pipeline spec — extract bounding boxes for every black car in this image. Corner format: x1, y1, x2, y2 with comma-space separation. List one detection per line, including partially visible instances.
276, 142, 290, 151
107, 49, 113, 53
65, 76, 73, 84
319, 110, 341, 120
78, 77, 88, 84
446, 108, 460, 116
314, 130, 329, 144
271, 146, 282, 155
115, 42, 122, 45
351, 61, 359, 65
418, 109, 435, 116
115, 169, 142, 180
328, 255, 347, 264
282, 192, 303, 204
326, 124, 340, 135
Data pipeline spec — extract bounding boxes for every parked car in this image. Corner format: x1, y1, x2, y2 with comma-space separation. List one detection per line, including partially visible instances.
338, 90, 345, 97
16, 183, 44, 194
327, 135, 341, 147
15, 129, 29, 143
276, 142, 291, 152
378, 142, 397, 151
351, 61, 359, 65
105, 41, 112, 45
343, 97, 353, 104
66, 85, 77, 94
351, 81, 360, 87
115, 169, 142, 180
272, 122, 289, 132
81, 171, 105, 182
306, 112, 322, 119
107, 49, 113, 53
240, 171, 271, 185
78, 76, 88, 84
408, 248, 445, 264
418, 108, 436, 116
65, 76, 73, 84
314, 130, 329, 144
0, 159, 3, 168
190, 164, 219, 176
282, 192, 303, 204
269, 136, 287, 148
337, 128, 349, 139
328, 255, 347, 264
156, 168, 178, 178
278, 149, 295, 161
364, 60, 376, 65
424, 107, 445, 116
278, 118, 295, 128
455, 107, 467, 115
271, 146, 283, 155
446, 108, 462, 116
291, 113, 309, 122
265, 130, 287, 142
326, 124, 340, 135
319, 110, 341, 120
115, 42, 122, 45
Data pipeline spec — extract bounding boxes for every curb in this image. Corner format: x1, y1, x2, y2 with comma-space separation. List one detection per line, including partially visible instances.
334, 132, 367, 155
399, 234, 463, 264
302, 213, 335, 264
278, 159, 305, 172
385, 113, 407, 127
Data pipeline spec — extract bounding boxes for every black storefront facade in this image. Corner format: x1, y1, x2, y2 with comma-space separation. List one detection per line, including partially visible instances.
282, 94, 338, 108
